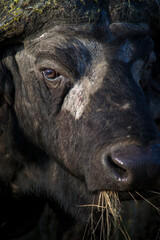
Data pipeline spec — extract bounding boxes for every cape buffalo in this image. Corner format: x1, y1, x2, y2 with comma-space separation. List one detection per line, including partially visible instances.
0, 0, 160, 239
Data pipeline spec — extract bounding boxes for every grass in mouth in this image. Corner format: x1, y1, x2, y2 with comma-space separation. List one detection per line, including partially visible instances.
79, 190, 160, 240
81, 191, 131, 240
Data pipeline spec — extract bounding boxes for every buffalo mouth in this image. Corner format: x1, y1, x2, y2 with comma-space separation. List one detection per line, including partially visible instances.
78, 142, 160, 238
78, 189, 159, 240
92, 189, 158, 201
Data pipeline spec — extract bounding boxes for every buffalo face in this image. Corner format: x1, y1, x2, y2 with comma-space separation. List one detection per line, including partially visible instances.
2, 21, 160, 221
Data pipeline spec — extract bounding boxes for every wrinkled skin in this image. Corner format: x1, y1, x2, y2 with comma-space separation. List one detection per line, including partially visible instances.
0, 19, 160, 238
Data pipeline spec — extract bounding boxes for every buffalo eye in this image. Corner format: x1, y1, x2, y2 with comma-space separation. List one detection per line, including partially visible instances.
42, 69, 60, 81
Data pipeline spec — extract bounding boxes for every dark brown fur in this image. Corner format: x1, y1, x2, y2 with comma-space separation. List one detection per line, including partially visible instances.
0, 18, 160, 239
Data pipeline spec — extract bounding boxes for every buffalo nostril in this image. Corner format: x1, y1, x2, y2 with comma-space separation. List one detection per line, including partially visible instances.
103, 154, 128, 181
86, 144, 160, 192
102, 144, 160, 190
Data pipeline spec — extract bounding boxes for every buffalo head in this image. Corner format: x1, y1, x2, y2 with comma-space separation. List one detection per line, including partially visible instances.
0, 2, 160, 239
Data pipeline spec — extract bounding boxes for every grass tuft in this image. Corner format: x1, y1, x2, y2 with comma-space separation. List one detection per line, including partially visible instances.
80, 191, 131, 240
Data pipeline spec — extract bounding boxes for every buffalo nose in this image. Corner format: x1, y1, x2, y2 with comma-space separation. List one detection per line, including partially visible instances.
102, 144, 160, 191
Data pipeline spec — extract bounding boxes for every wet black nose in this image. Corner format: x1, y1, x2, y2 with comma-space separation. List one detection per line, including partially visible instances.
102, 144, 160, 191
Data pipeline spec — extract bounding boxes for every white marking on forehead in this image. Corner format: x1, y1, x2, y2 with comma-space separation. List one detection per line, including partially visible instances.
62, 63, 107, 119
63, 82, 88, 119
